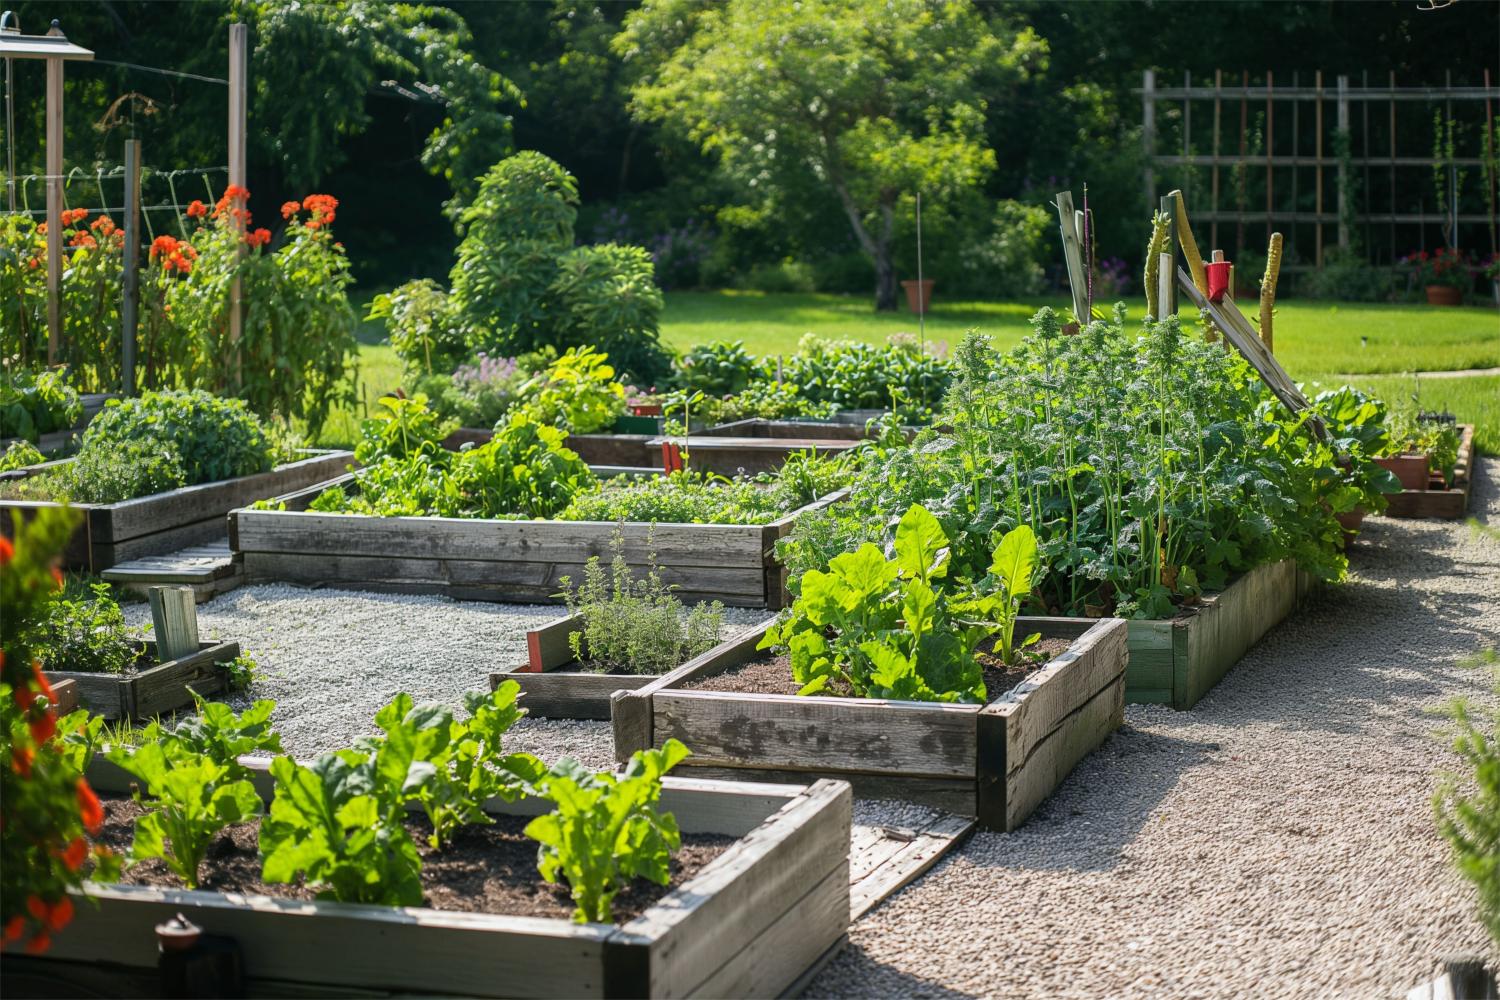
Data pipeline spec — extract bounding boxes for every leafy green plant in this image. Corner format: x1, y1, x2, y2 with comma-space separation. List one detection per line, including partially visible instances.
371, 278, 470, 377
1434, 647, 1500, 944
25, 582, 142, 675
0, 368, 82, 442
82, 390, 286, 486
675, 341, 759, 395
1, 438, 188, 505
518, 347, 628, 434
559, 470, 781, 525
260, 750, 424, 906
1387, 410, 1462, 482
764, 504, 998, 703
441, 412, 598, 519
982, 525, 1042, 666
0, 441, 46, 472
560, 535, 724, 675
355, 393, 456, 464
525, 739, 690, 924
153, 695, 283, 775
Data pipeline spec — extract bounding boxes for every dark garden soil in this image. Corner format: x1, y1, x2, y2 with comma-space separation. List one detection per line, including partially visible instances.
682, 635, 1074, 703
98, 797, 733, 925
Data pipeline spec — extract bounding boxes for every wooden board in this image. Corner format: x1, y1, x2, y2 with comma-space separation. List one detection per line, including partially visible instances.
848, 811, 974, 920
102, 542, 243, 603
1381, 424, 1475, 519
46, 640, 240, 720
617, 617, 1130, 831
22, 765, 850, 1000
233, 488, 844, 610
701, 418, 872, 442
646, 434, 861, 476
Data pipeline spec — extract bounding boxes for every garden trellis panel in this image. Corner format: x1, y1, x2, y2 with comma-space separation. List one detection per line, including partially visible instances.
1139, 70, 1500, 268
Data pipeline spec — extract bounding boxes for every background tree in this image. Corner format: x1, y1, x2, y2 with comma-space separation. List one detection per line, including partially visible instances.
615, 0, 1043, 310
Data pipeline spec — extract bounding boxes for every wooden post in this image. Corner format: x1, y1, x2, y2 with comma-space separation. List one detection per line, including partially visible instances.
1264, 70, 1273, 244
227, 22, 247, 391
1236, 70, 1248, 261
121, 139, 141, 395
1389, 71, 1397, 264
1211, 69, 1222, 253
148, 586, 200, 664
1158, 194, 1178, 315
1142, 69, 1156, 209
1290, 71, 1299, 264
1336, 75, 1350, 250
1182, 70, 1192, 203
1157, 253, 1174, 319
1054, 191, 1089, 325
45, 50, 63, 365
1314, 70, 1324, 268
1361, 70, 1372, 256
1487, 68, 1498, 260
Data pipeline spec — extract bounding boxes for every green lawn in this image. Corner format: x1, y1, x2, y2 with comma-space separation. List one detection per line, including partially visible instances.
332, 289, 1499, 453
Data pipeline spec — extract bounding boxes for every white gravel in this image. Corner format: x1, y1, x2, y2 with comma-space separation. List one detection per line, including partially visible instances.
806, 456, 1500, 999
125, 584, 770, 769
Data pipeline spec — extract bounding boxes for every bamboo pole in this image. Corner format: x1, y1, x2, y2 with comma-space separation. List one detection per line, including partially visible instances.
1260, 233, 1282, 353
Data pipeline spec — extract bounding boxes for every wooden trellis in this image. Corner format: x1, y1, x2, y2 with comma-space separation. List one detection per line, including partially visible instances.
1139, 70, 1500, 269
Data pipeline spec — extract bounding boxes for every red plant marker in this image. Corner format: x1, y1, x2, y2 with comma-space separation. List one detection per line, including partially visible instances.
1206, 261, 1231, 303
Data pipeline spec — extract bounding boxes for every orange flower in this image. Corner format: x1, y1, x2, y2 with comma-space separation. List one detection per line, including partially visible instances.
90, 215, 116, 234
25, 897, 46, 922
45, 898, 73, 932
186, 199, 208, 218
149, 235, 179, 260
303, 193, 338, 225
36, 222, 46, 235
24, 932, 51, 955
77, 780, 103, 835
60, 207, 89, 227
245, 227, 272, 248
2, 915, 24, 943
281, 200, 300, 219
29, 711, 56, 746
68, 232, 97, 250
0, 535, 11, 563
11, 746, 33, 777
60, 838, 88, 872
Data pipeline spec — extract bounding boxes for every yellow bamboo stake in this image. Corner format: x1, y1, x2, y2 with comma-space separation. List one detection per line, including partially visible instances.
1260, 233, 1283, 353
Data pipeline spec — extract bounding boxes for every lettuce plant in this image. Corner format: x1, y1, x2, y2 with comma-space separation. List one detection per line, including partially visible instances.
525, 739, 690, 924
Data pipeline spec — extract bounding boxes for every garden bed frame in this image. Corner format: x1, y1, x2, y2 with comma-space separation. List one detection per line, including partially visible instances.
1057, 559, 1312, 711
0, 449, 353, 572
612, 616, 1129, 831
12, 762, 852, 1000
1382, 423, 1475, 519
44, 639, 241, 720
443, 426, 659, 469
230, 481, 845, 608
648, 431, 864, 477
491, 615, 766, 720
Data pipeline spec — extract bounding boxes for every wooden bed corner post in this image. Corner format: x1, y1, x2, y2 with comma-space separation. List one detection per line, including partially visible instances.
611, 689, 651, 765
148, 586, 200, 663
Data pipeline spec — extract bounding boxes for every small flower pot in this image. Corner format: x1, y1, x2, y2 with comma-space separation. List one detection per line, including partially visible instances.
1425, 285, 1462, 306
1335, 507, 1366, 546
1375, 453, 1431, 491
630, 403, 663, 417
901, 279, 934, 314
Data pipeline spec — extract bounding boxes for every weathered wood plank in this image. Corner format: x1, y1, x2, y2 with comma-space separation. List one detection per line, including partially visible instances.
47, 640, 239, 720
612, 689, 654, 766
1382, 425, 1474, 519
1176, 559, 1302, 710
492, 668, 653, 721
848, 813, 973, 920
653, 690, 979, 779
668, 764, 975, 817
148, 586, 200, 662
996, 673, 1124, 831
627, 779, 850, 999
525, 613, 583, 671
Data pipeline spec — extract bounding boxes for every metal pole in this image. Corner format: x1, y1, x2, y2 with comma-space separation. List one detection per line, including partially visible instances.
122, 138, 140, 394
227, 22, 247, 391
45, 49, 62, 365
1337, 75, 1350, 250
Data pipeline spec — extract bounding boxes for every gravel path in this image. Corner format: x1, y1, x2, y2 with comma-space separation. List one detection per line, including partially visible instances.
125, 585, 770, 768
808, 457, 1500, 999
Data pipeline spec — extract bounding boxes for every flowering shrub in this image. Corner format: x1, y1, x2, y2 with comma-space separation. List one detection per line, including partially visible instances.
1401, 247, 1472, 290
0, 187, 356, 436
1, 507, 120, 954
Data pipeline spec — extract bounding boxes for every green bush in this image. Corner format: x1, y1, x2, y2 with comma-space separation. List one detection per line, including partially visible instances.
0, 441, 46, 473
1298, 248, 1393, 302
781, 335, 950, 414
1435, 648, 1500, 945
47, 440, 189, 504
27, 582, 142, 675
957, 200, 1050, 299
0, 369, 82, 442
83, 390, 283, 486
370, 279, 470, 377
550, 244, 670, 381
739, 259, 817, 294
443, 413, 597, 519
518, 347, 627, 435
675, 341, 759, 396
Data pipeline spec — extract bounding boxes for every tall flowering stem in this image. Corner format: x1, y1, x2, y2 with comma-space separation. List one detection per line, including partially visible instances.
1, 508, 120, 954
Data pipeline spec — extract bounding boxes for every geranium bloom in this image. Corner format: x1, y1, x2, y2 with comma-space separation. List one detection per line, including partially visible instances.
90, 215, 116, 236
60, 207, 88, 227
149, 235, 180, 260
213, 184, 251, 219
303, 193, 338, 227
281, 200, 301, 219
245, 227, 272, 248
186, 199, 208, 218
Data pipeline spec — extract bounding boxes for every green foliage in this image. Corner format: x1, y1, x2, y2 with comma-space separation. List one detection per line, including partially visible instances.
560, 471, 778, 526
260, 750, 424, 906
106, 740, 261, 889
1387, 412, 1463, 482
0, 441, 47, 473
414, 351, 542, 429
1298, 248, 1393, 302
154, 695, 284, 772
519, 347, 628, 434
1435, 648, 1500, 945
983, 525, 1043, 666
560, 536, 724, 675
0, 369, 82, 442
369, 279, 470, 378
524, 740, 690, 924
83, 391, 283, 486
449, 152, 670, 383
780, 335, 950, 417
618, 0, 1038, 307
675, 341, 758, 395
26, 582, 141, 675
220, 653, 263, 693
355, 393, 456, 465
2, 438, 188, 505
764, 504, 1001, 703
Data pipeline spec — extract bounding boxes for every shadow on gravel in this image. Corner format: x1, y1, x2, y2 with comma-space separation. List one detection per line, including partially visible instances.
953, 724, 1219, 874
812, 943, 982, 998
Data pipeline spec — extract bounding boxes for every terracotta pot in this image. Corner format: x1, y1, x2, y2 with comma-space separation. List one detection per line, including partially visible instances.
1425, 285, 1462, 306
901, 279, 934, 314
630, 403, 663, 417
1375, 453, 1431, 491
1335, 507, 1366, 546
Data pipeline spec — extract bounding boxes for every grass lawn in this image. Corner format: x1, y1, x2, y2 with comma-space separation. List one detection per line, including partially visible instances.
331, 288, 1498, 453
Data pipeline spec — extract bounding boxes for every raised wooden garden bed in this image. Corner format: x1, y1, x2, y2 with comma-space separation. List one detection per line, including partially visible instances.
490, 615, 767, 720
44, 639, 241, 720
10, 763, 852, 1000
0, 449, 353, 572
1076, 558, 1313, 710
231, 481, 845, 608
444, 425, 659, 469
1382, 424, 1475, 519
648, 431, 864, 476
612, 616, 1129, 831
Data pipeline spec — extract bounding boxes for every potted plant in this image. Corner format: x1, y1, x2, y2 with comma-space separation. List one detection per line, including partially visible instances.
900, 278, 934, 314
1402, 247, 1470, 305
1379, 412, 1462, 492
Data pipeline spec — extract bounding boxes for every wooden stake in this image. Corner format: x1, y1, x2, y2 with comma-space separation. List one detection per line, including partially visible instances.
1337, 75, 1350, 249
1265, 70, 1274, 245
1315, 70, 1324, 268
1211, 69, 1222, 253
227, 23, 248, 392
45, 53, 63, 365
1142, 70, 1156, 208
121, 139, 141, 395
148, 587, 200, 664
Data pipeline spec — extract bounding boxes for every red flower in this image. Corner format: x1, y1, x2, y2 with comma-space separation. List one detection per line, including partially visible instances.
0, 535, 11, 563
25, 896, 46, 922
186, 199, 208, 218
60, 207, 88, 227
68, 232, 97, 250
29, 711, 56, 746
281, 200, 301, 219
11, 746, 33, 776
60, 838, 88, 872
245, 227, 272, 248
303, 193, 338, 226
77, 780, 103, 835
24, 931, 51, 955
45, 897, 73, 932
90, 215, 116, 234
149, 235, 179, 260
1, 915, 24, 943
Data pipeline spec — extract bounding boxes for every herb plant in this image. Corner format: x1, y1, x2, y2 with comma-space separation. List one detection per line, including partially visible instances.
0, 368, 82, 442
26, 582, 142, 675
560, 536, 724, 675
517, 346, 628, 434
0, 440, 46, 472
524, 739, 690, 924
